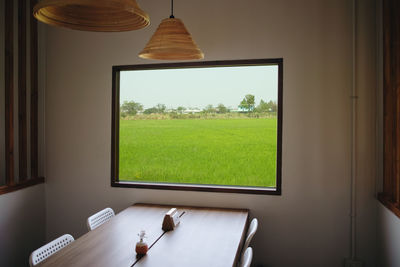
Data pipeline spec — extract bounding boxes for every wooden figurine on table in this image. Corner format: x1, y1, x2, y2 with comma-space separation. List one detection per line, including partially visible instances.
162, 208, 180, 231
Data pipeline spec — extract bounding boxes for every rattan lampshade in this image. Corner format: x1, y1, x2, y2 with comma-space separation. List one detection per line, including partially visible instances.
33, 0, 150, 32
139, 17, 204, 60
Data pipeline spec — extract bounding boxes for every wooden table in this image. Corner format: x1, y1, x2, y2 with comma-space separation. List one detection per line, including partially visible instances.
39, 203, 249, 267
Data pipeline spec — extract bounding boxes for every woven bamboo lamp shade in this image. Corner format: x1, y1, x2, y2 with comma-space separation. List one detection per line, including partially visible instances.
33, 0, 150, 32
139, 17, 204, 60
139, 0, 203, 60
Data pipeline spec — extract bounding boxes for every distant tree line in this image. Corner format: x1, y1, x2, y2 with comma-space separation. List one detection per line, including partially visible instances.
120, 94, 277, 117
143, 104, 166, 114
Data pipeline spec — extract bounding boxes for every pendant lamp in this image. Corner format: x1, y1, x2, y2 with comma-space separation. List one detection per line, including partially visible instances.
33, 0, 150, 32
139, 0, 204, 60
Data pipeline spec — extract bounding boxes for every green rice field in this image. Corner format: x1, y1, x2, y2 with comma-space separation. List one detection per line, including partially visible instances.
119, 118, 277, 187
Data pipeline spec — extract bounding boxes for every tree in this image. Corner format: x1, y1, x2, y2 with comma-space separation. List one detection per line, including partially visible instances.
216, 103, 229, 114
239, 99, 248, 111
203, 104, 216, 113
255, 99, 277, 113
238, 94, 255, 112
268, 100, 278, 112
256, 99, 269, 113
155, 103, 166, 113
143, 104, 167, 114
176, 106, 186, 114
120, 101, 143, 116
143, 107, 158, 114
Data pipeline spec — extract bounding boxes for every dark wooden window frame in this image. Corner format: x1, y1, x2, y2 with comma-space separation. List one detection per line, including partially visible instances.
111, 58, 283, 195
0, 0, 44, 195
378, 0, 400, 217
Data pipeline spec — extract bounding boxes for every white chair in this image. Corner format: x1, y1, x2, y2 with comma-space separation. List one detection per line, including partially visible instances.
29, 234, 74, 266
87, 207, 115, 231
239, 247, 253, 267
243, 218, 258, 253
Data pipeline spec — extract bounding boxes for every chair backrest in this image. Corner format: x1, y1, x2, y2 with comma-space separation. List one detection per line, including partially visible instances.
239, 247, 253, 267
29, 234, 74, 266
87, 207, 115, 231
243, 218, 258, 253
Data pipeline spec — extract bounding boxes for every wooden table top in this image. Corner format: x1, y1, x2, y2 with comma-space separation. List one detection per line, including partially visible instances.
133, 205, 249, 267
39, 203, 248, 267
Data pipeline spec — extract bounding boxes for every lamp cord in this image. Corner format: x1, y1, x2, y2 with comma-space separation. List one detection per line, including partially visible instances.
170, 0, 174, 18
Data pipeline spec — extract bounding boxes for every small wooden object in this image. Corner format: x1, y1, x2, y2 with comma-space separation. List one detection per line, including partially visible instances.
162, 208, 180, 231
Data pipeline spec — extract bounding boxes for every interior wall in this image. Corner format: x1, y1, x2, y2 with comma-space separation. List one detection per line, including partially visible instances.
44, 0, 377, 266
0, 184, 45, 267
377, 203, 400, 267
354, 0, 378, 265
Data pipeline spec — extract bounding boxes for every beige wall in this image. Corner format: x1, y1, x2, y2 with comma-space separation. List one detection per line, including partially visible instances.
354, 0, 378, 264
44, 0, 377, 266
0, 184, 46, 267
377, 203, 400, 267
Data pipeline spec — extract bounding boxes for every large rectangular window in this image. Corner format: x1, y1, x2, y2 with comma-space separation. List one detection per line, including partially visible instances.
111, 59, 282, 194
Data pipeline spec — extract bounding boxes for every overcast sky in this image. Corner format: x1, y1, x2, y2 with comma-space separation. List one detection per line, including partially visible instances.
120, 65, 278, 110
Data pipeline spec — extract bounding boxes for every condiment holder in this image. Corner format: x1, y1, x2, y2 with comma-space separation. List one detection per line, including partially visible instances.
135, 230, 148, 255
162, 208, 180, 231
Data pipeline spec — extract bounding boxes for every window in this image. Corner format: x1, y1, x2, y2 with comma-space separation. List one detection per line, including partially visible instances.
378, 0, 400, 217
111, 59, 282, 195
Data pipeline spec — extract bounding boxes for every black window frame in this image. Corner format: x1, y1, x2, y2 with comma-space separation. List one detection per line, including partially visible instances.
378, 0, 400, 218
111, 58, 283, 195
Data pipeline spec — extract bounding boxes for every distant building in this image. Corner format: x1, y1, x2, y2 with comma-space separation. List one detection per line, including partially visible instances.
184, 109, 202, 114
236, 106, 253, 112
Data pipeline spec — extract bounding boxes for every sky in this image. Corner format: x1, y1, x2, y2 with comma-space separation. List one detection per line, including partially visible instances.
120, 65, 278, 110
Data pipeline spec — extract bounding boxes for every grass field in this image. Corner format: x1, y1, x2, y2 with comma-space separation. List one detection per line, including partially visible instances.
119, 118, 277, 187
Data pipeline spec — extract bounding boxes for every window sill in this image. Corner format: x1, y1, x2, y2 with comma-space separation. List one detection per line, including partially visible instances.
378, 193, 400, 219
0, 177, 45, 195
112, 180, 281, 195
